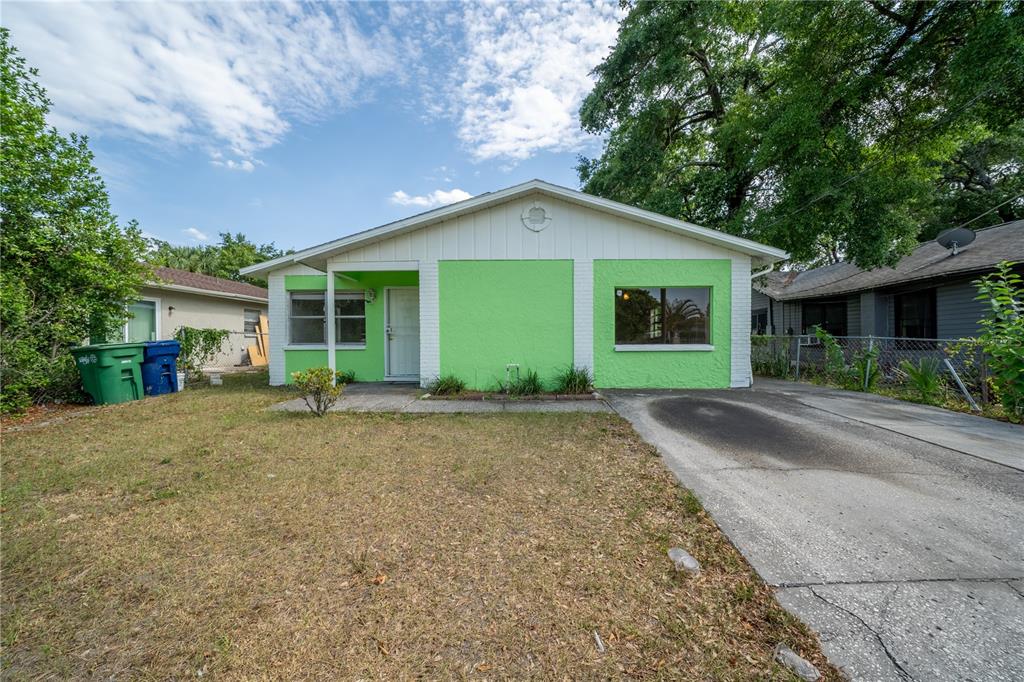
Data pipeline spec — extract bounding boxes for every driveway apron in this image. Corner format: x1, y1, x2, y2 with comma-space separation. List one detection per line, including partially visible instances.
606, 384, 1024, 681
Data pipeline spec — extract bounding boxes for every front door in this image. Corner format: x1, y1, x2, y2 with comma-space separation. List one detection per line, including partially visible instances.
385, 288, 419, 379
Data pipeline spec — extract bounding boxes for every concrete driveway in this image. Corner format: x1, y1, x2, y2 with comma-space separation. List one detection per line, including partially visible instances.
606, 381, 1024, 681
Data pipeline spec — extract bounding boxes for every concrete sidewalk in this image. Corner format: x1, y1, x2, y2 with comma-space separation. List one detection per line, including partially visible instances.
270, 383, 612, 414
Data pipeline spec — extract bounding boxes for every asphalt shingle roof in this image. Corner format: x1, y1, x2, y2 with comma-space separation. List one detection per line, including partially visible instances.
756, 220, 1023, 301
150, 266, 268, 300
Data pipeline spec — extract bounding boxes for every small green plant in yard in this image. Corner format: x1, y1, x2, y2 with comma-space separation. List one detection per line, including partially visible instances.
851, 343, 880, 391
336, 369, 356, 385
553, 365, 592, 394
428, 374, 466, 395
974, 261, 1024, 422
291, 366, 349, 416
174, 326, 230, 381
504, 369, 543, 397
900, 357, 945, 404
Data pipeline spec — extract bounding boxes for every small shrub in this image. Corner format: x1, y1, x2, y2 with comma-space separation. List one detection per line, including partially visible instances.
336, 369, 356, 385
428, 374, 466, 395
900, 357, 944, 404
553, 365, 592, 394
851, 343, 880, 391
504, 369, 543, 397
174, 326, 230, 381
291, 366, 349, 416
974, 261, 1024, 421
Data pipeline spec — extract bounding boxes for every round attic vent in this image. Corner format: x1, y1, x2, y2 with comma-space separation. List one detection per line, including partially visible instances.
521, 203, 553, 232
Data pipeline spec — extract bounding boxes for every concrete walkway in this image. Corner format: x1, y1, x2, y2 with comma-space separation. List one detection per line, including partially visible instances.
606, 383, 1024, 681
270, 382, 612, 413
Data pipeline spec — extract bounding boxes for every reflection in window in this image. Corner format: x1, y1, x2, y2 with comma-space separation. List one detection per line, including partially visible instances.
615, 287, 711, 345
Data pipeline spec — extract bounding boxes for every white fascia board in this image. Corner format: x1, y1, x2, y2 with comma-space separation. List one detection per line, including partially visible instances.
241, 179, 789, 276
146, 281, 268, 304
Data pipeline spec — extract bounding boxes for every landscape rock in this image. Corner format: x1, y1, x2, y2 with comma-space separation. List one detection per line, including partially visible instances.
774, 643, 821, 681
667, 547, 701, 574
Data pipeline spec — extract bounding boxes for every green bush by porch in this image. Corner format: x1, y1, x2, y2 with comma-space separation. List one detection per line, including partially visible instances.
592, 259, 732, 388
439, 260, 573, 390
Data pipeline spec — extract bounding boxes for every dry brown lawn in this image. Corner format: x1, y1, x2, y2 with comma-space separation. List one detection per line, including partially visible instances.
2, 373, 837, 680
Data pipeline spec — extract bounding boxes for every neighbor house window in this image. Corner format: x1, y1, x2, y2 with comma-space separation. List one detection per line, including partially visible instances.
752, 308, 768, 335
615, 287, 711, 346
288, 292, 366, 345
244, 308, 260, 336
801, 300, 847, 336
895, 289, 936, 339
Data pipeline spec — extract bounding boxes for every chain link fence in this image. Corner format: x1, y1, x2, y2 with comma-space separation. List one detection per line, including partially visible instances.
751, 334, 991, 408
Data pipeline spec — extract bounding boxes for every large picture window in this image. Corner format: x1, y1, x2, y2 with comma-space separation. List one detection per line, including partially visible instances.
615, 287, 711, 346
288, 292, 366, 345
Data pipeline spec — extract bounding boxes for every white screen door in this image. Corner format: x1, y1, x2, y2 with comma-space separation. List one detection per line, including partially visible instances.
386, 288, 420, 379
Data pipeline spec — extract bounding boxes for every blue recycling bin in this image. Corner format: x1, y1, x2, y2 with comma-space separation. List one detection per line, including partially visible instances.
140, 340, 181, 396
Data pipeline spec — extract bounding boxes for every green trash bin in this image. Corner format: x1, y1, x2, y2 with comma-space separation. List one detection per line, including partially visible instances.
71, 343, 145, 405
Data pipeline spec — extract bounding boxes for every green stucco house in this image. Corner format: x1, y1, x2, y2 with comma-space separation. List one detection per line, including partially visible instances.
239, 180, 787, 390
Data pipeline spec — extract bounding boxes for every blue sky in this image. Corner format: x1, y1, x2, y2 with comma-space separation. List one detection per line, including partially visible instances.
4, 1, 622, 251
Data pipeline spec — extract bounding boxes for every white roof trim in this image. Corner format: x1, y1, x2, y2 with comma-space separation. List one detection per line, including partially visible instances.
240, 180, 789, 276
145, 281, 268, 303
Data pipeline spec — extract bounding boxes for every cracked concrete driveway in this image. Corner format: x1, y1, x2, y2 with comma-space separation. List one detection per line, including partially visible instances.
606, 381, 1024, 681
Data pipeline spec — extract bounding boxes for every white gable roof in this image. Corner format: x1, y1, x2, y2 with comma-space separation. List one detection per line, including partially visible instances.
241, 180, 788, 276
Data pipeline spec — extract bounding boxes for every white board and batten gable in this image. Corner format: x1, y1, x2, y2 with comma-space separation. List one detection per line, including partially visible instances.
245, 180, 788, 387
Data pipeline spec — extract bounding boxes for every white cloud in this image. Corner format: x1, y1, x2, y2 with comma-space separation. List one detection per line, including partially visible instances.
3, 1, 402, 169
451, 1, 623, 161
389, 189, 473, 208
182, 227, 209, 242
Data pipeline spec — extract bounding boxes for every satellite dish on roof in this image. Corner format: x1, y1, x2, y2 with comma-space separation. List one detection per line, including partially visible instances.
936, 226, 976, 256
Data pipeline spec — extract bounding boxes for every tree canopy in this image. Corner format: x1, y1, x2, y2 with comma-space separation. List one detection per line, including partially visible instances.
1, 28, 148, 412
147, 232, 290, 287
579, 0, 1024, 267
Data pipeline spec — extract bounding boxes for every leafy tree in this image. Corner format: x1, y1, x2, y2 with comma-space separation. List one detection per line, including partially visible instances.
1, 29, 148, 413
148, 232, 289, 287
579, 1, 1024, 267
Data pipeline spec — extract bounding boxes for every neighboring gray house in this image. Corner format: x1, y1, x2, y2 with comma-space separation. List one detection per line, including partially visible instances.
752, 220, 1023, 339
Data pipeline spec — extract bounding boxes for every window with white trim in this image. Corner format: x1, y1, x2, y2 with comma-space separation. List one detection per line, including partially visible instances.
333, 292, 366, 344
614, 287, 711, 345
244, 308, 261, 336
288, 292, 367, 345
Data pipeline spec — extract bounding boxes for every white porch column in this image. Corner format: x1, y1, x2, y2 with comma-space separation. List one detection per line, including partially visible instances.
326, 265, 336, 376
572, 259, 594, 372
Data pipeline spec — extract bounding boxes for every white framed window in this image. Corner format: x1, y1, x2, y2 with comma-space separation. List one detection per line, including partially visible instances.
334, 292, 366, 344
244, 308, 261, 336
288, 292, 366, 346
124, 297, 160, 342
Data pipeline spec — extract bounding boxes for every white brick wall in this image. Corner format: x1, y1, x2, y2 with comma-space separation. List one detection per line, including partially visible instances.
418, 261, 440, 387
731, 256, 752, 387
572, 259, 594, 372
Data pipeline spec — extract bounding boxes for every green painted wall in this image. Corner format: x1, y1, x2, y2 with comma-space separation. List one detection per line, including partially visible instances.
439, 260, 573, 390
283, 271, 418, 383
592, 259, 732, 388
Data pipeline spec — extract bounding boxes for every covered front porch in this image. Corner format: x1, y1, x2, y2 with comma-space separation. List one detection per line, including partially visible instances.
282, 262, 421, 384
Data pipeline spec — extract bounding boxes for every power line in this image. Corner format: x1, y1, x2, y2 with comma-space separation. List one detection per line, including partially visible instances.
953, 193, 1023, 231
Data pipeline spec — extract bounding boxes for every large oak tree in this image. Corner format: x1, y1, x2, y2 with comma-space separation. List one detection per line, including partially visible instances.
578, 1, 1024, 267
